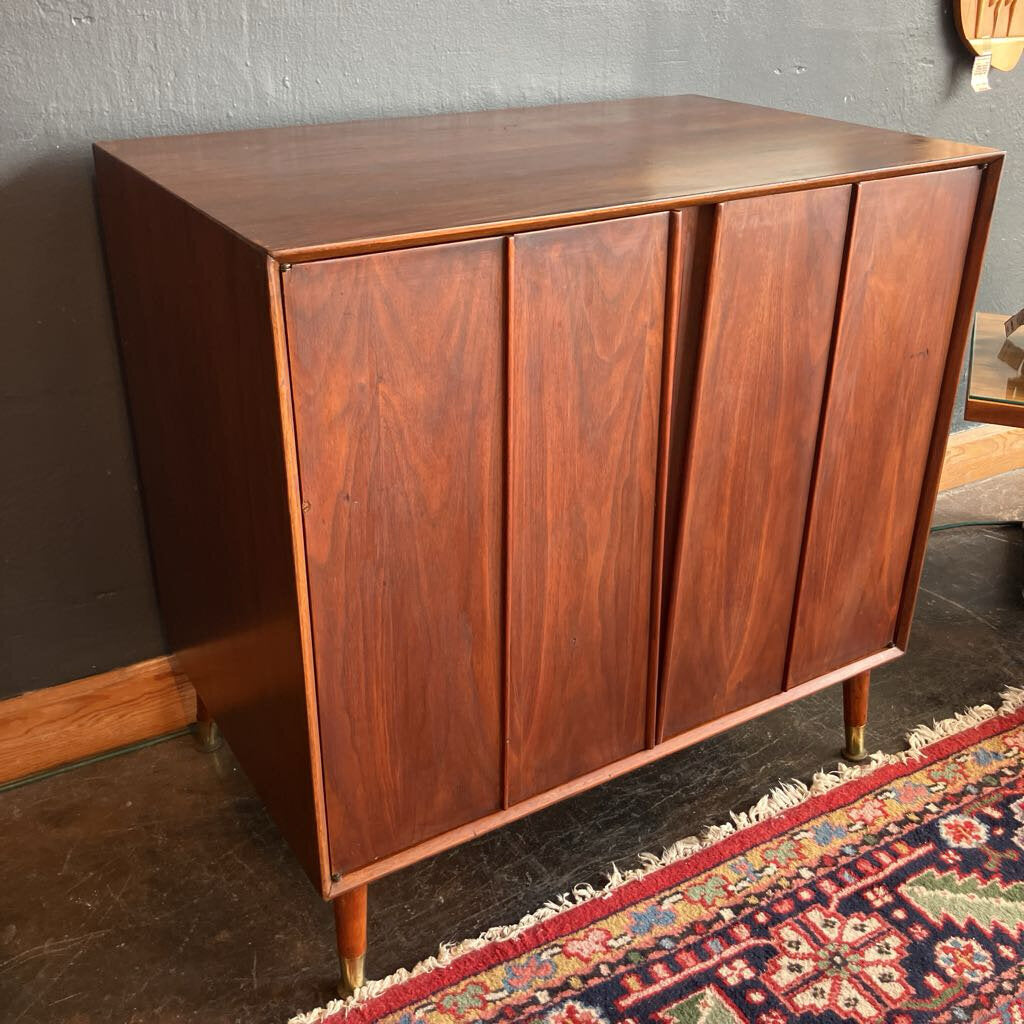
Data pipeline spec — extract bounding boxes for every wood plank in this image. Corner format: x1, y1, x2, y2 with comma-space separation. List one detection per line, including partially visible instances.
940, 423, 1024, 489
0, 657, 194, 785
265, 256, 334, 895
653, 206, 716, 742
93, 96, 999, 261
789, 167, 981, 687
659, 186, 851, 739
508, 214, 667, 803
645, 211, 686, 748
283, 240, 505, 873
965, 398, 1024, 431
95, 152, 324, 889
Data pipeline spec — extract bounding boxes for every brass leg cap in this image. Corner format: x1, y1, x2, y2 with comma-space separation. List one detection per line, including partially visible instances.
844, 724, 867, 762
338, 953, 366, 997
195, 719, 223, 752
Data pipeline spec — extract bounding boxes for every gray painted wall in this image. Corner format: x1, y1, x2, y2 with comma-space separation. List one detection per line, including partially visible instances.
2, 1, 1021, 697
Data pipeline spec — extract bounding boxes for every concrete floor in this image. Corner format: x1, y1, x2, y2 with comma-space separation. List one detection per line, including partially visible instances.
2, 472, 1022, 1024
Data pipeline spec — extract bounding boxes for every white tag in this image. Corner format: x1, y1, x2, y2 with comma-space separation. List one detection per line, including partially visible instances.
972, 53, 993, 92
1005, 306, 1024, 339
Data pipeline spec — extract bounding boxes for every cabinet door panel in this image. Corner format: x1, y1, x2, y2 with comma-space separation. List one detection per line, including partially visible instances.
659, 187, 850, 739
284, 240, 504, 872
508, 215, 667, 803
788, 168, 980, 685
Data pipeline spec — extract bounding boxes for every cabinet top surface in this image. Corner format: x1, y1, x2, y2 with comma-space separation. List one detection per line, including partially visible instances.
95, 94, 999, 260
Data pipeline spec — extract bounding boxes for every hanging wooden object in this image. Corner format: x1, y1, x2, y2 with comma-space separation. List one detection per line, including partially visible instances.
957, 0, 1024, 71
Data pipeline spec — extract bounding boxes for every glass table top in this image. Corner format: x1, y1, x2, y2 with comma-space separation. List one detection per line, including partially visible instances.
966, 312, 1024, 429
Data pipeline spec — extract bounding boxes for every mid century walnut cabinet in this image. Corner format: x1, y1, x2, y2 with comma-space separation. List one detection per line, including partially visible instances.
94, 96, 1002, 992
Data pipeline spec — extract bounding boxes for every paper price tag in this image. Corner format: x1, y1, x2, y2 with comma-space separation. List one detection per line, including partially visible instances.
1005, 306, 1024, 339
972, 52, 993, 92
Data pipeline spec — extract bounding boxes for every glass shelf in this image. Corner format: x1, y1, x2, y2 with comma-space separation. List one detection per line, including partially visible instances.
965, 312, 1024, 429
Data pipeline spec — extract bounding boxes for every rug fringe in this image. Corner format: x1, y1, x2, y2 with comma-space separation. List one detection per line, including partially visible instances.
289, 686, 1024, 1023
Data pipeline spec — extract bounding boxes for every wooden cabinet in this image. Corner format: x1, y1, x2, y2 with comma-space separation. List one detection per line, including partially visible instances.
94, 95, 1001, 984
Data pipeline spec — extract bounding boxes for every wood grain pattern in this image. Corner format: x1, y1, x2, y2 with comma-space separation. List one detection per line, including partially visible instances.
333, 885, 368, 959
965, 397, 1024, 429
955, 0, 1024, 70
653, 206, 716, 743
265, 255, 333, 894
843, 672, 870, 730
788, 168, 981, 687
283, 240, 505, 872
508, 215, 667, 803
95, 150, 324, 887
940, 423, 1024, 489
329, 646, 904, 895
0, 656, 194, 785
658, 187, 851, 740
645, 211, 686, 748
94, 96, 998, 261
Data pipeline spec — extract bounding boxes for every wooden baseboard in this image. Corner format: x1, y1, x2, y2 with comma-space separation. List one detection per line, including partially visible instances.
940, 423, 1024, 492
0, 656, 196, 786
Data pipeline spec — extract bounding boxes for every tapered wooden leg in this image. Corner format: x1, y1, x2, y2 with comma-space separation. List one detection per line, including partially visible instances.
843, 671, 870, 762
194, 696, 223, 752
333, 885, 368, 997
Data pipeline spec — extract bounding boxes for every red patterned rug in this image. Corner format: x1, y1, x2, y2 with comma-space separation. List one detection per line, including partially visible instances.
294, 690, 1024, 1024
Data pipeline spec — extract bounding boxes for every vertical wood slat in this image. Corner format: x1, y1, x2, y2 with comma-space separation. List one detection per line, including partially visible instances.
267, 256, 334, 894
507, 214, 668, 804
284, 239, 505, 872
646, 211, 685, 749
651, 206, 717, 744
895, 158, 1004, 647
658, 186, 851, 740
787, 167, 982, 686
501, 235, 515, 810
781, 186, 861, 695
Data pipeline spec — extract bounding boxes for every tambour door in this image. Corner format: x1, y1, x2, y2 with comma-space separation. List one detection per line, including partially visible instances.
659, 187, 850, 740
508, 215, 668, 803
283, 240, 504, 873
788, 167, 981, 686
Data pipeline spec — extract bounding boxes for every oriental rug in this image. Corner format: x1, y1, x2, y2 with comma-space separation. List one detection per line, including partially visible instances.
294, 690, 1024, 1024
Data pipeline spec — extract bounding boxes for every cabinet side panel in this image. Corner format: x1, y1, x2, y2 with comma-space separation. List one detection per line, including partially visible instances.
93, 151, 322, 885
660, 186, 850, 739
788, 167, 981, 686
283, 240, 505, 873
508, 214, 667, 804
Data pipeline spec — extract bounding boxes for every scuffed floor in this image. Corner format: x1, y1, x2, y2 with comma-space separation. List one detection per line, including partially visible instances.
1, 471, 1022, 1024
